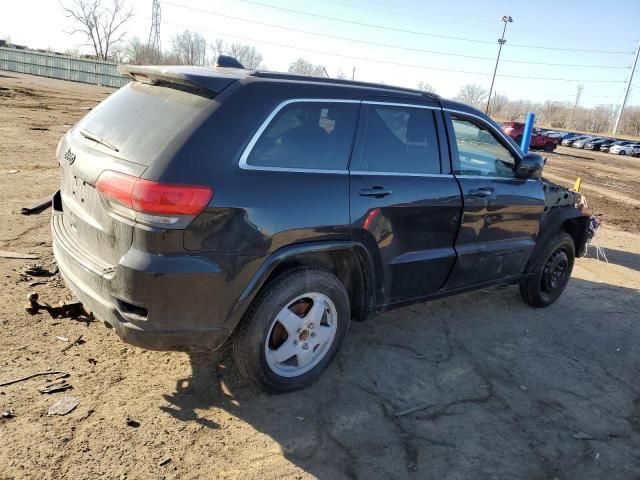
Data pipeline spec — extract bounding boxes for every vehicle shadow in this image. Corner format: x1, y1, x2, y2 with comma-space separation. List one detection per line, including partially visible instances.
161, 276, 640, 479
588, 247, 640, 272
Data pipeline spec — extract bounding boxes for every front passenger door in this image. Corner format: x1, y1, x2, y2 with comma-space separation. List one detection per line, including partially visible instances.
442, 112, 545, 290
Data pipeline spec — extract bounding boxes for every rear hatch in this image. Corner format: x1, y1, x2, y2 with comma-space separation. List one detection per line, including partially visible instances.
57, 69, 234, 269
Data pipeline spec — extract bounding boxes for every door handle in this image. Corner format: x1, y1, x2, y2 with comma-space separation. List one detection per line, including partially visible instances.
468, 187, 494, 198
359, 186, 392, 198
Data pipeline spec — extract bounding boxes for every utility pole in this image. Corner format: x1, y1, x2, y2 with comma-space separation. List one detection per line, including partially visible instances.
569, 84, 584, 129
486, 15, 512, 115
612, 41, 640, 134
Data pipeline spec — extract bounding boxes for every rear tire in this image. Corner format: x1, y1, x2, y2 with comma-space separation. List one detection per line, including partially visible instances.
520, 232, 575, 308
619, 150, 627, 155
233, 268, 350, 393
544, 142, 555, 152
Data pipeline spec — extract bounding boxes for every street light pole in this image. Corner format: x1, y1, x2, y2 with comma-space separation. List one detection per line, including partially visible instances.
486, 15, 512, 115
612, 40, 640, 134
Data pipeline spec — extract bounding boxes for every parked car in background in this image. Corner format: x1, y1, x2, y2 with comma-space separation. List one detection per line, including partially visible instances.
584, 138, 615, 151
631, 145, 640, 157
561, 135, 591, 147
501, 122, 557, 152
50, 60, 589, 392
610, 143, 639, 155
573, 136, 599, 149
602, 140, 632, 153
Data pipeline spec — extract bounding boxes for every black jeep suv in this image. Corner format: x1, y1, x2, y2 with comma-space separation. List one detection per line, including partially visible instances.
52, 62, 590, 392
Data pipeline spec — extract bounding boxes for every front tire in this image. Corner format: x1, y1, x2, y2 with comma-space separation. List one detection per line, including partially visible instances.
520, 232, 575, 308
233, 268, 350, 393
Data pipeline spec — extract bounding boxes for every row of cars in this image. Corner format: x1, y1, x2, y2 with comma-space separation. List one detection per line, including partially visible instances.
500, 122, 640, 156
541, 131, 640, 156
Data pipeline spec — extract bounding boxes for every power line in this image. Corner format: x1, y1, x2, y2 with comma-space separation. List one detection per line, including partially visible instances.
155, 17, 627, 84
162, 2, 631, 70
232, 0, 636, 55
321, 0, 639, 44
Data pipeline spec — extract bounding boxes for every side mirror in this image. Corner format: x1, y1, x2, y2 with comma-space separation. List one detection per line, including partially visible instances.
515, 153, 544, 179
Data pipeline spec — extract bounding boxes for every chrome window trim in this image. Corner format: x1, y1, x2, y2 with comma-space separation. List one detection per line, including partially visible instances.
238, 98, 360, 173
363, 100, 439, 110
350, 170, 451, 178
444, 108, 524, 161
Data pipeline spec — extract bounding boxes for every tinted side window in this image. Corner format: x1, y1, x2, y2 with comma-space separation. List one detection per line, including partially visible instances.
451, 116, 516, 178
359, 104, 440, 174
246, 102, 357, 170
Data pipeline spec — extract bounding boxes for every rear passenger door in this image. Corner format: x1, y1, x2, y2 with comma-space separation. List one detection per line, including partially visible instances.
349, 98, 462, 306
442, 111, 545, 290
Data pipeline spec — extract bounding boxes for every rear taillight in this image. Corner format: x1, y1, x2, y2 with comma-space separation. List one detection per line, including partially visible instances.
96, 170, 212, 225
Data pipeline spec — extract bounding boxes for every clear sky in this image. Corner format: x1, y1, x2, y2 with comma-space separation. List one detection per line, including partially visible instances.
1, 0, 639, 105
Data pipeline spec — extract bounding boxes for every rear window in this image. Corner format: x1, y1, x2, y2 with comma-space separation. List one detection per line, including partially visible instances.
358, 104, 440, 174
246, 101, 358, 171
74, 82, 211, 165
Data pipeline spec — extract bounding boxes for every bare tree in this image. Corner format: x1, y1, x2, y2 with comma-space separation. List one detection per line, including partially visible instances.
454, 83, 488, 109
489, 93, 509, 117
171, 30, 207, 65
288, 58, 326, 77
124, 37, 164, 64
61, 0, 133, 60
417, 82, 435, 93
210, 39, 264, 69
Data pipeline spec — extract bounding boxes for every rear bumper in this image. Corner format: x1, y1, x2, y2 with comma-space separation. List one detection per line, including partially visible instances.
51, 200, 232, 352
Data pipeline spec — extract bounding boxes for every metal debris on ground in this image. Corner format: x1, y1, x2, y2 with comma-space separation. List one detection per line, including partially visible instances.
0, 371, 69, 388
159, 457, 172, 467
25, 292, 85, 319
8, 170, 19, 174
22, 264, 58, 277
0, 250, 39, 260
1, 408, 16, 418
20, 196, 53, 215
572, 431, 595, 440
38, 379, 73, 394
61, 334, 83, 353
56, 336, 69, 343
48, 396, 80, 416
394, 402, 435, 417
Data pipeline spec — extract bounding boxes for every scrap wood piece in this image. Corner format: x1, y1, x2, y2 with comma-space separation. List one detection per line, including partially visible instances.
61, 335, 83, 353
0, 371, 69, 388
48, 396, 80, 416
394, 402, 435, 417
38, 379, 73, 394
20, 196, 52, 215
0, 250, 39, 260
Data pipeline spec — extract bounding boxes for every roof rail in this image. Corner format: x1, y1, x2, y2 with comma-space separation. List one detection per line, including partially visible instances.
250, 71, 440, 99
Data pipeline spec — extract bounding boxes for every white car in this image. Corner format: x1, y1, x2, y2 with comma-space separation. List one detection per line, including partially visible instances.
609, 143, 640, 155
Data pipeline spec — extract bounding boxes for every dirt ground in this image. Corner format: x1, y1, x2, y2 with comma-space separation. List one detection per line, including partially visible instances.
1, 73, 639, 480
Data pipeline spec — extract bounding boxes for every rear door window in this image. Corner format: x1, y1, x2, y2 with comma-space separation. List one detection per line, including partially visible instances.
357, 104, 441, 174
246, 101, 358, 171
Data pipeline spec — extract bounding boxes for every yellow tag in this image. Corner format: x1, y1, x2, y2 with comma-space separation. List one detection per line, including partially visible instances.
573, 177, 582, 192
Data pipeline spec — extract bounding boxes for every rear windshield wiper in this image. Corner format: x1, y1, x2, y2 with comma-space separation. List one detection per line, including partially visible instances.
79, 129, 120, 152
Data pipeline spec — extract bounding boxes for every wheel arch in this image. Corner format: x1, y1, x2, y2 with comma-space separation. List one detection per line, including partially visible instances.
225, 241, 377, 333
525, 206, 590, 273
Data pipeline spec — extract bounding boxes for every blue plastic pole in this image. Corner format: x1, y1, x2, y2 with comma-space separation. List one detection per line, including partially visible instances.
520, 112, 535, 153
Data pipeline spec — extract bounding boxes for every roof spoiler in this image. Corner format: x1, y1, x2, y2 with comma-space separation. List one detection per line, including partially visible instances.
215, 55, 244, 69
118, 65, 240, 94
